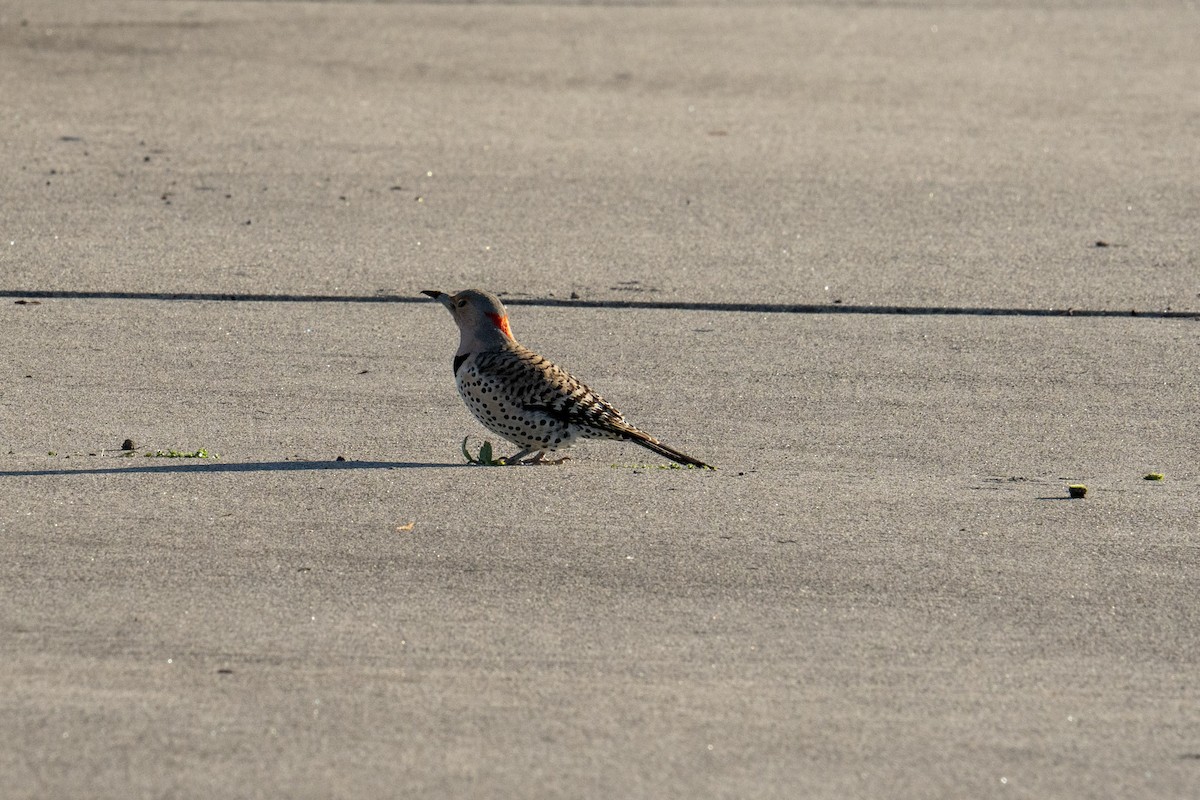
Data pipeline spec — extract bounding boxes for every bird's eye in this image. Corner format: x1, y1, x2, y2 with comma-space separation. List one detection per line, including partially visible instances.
456, 300, 467, 308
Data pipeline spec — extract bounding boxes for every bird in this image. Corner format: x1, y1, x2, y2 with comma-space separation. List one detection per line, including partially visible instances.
422, 289, 714, 469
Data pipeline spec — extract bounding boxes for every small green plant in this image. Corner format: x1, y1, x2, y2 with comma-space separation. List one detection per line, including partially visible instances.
144, 448, 218, 459
461, 437, 506, 466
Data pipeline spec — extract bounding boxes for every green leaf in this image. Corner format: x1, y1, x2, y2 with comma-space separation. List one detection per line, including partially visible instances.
460, 437, 506, 466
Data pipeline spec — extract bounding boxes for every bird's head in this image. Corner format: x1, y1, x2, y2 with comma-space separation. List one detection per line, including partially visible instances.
422, 289, 514, 351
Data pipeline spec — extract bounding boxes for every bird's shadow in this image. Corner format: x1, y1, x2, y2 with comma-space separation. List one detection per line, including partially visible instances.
0, 459, 467, 478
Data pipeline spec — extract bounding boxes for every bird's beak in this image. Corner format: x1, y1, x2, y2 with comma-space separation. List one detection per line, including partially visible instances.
421, 289, 453, 310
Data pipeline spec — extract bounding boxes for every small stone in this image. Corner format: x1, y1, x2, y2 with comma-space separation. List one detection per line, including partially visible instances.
121, 439, 136, 451
1068, 484, 1087, 499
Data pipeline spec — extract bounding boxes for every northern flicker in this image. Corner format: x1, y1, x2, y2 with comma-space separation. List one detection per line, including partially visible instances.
422, 289, 714, 469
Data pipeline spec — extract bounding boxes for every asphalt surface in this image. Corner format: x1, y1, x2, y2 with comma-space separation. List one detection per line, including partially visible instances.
2, 1, 1197, 798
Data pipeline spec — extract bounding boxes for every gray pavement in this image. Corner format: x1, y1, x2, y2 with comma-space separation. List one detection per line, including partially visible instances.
2, 1, 1197, 798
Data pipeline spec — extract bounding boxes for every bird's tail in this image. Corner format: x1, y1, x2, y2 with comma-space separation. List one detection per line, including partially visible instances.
624, 429, 715, 470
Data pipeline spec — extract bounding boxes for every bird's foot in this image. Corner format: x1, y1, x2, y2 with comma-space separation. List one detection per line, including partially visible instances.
510, 452, 571, 466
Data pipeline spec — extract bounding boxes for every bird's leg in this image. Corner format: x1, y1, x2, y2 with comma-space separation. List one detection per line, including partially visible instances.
508, 450, 571, 466
502, 448, 534, 465
527, 452, 571, 466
